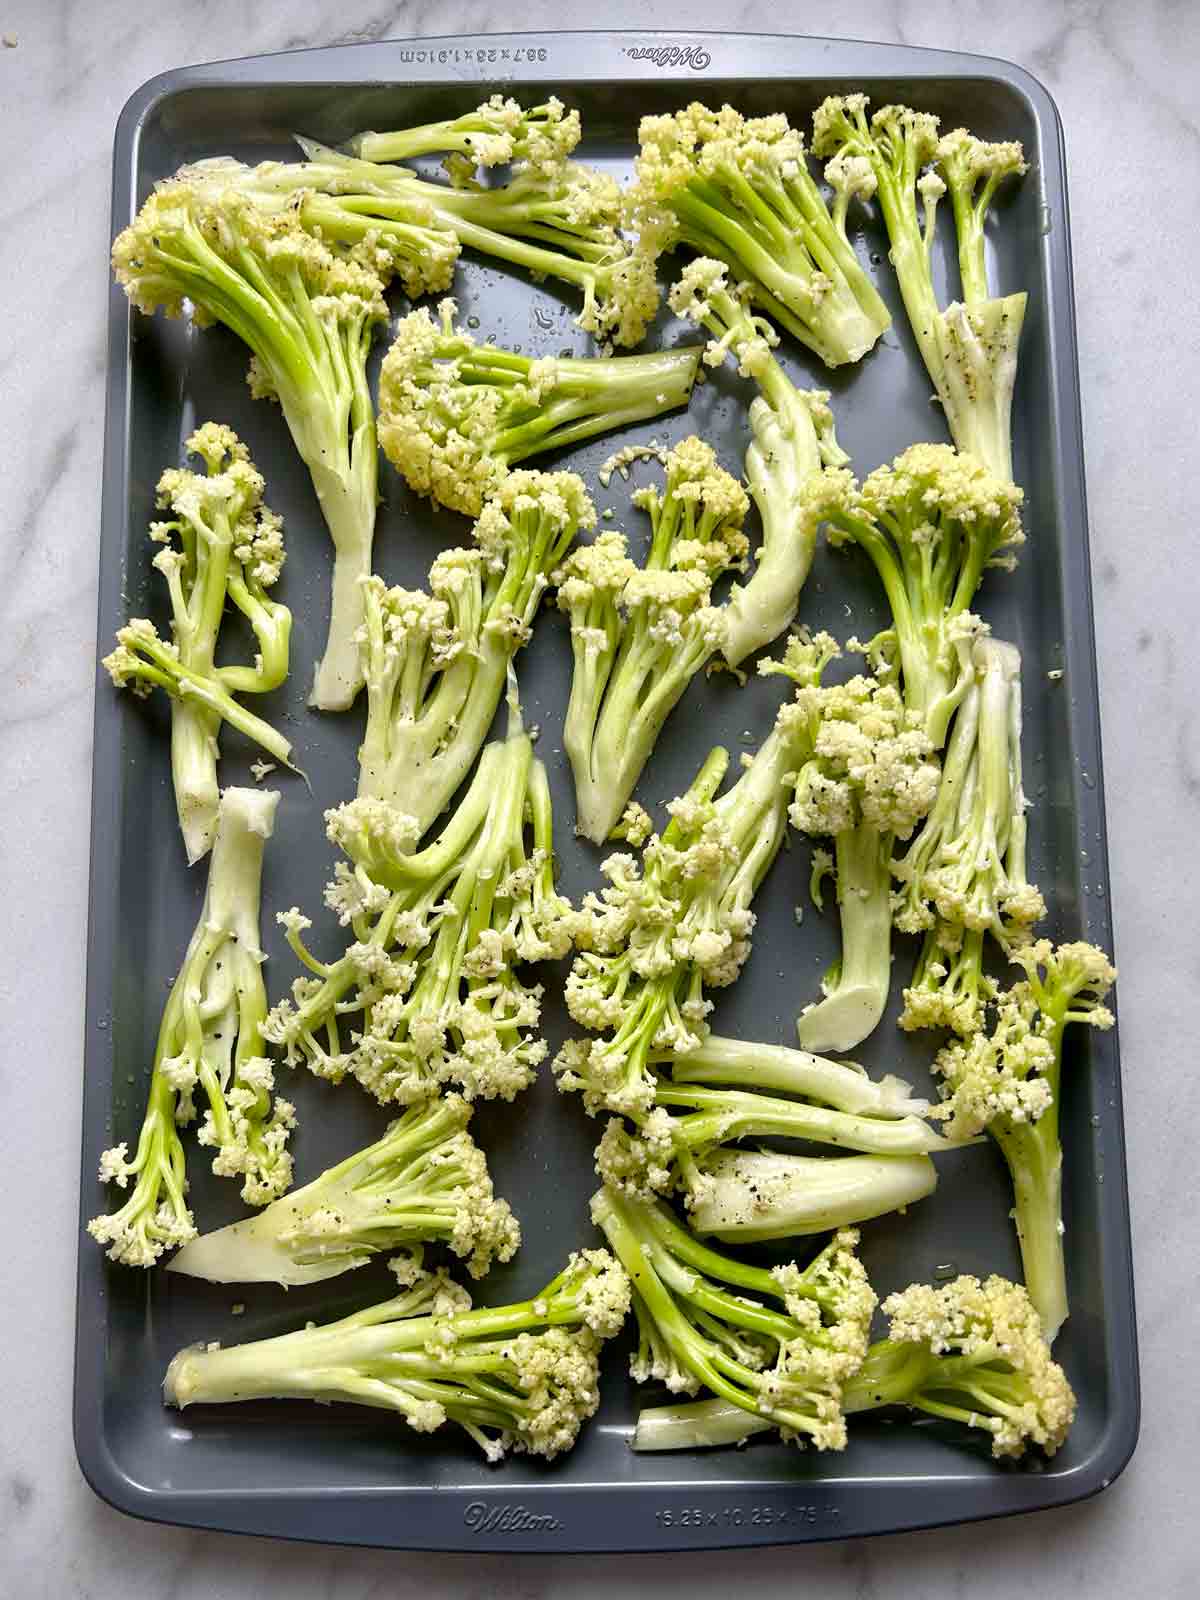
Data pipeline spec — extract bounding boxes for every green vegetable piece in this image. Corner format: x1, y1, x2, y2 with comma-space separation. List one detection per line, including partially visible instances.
635, 103, 891, 367
165, 1246, 631, 1462
284, 123, 660, 348
592, 1187, 875, 1450
669, 258, 849, 667
686, 1148, 937, 1241
931, 939, 1116, 1341
896, 636, 1046, 1036
558, 436, 749, 844
168, 1092, 519, 1286
357, 470, 593, 835
633, 1273, 1075, 1460
812, 97, 1027, 480
762, 635, 940, 1051
265, 697, 573, 1108
89, 788, 295, 1266
102, 424, 292, 863
377, 299, 700, 517
554, 633, 838, 1120
593, 1056, 958, 1212
350, 94, 581, 171
821, 441, 1025, 749
111, 165, 416, 708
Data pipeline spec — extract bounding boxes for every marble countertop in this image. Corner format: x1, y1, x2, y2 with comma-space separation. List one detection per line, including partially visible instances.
3, 1, 1196, 1594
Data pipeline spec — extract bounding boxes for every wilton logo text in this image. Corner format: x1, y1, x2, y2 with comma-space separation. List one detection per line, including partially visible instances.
624, 43, 712, 70
463, 1501, 563, 1534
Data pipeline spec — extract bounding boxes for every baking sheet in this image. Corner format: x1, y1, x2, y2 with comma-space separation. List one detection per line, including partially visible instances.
75, 29, 1137, 1551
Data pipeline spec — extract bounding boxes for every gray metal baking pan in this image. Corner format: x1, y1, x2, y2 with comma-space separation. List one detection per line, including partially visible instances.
76, 28, 1137, 1552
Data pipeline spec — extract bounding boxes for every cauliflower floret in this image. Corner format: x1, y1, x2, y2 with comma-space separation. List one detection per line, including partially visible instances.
1011, 938, 1116, 1028
858, 442, 1024, 550
400, 93, 581, 178
560, 1247, 633, 1339
824, 150, 877, 207
613, 801, 653, 847
597, 441, 668, 488
503, 1328, 603, 1459
453, 1186, 522, 1280
379, 302, 691, 516
322, 861, 392, 926
931, 939, 1115, 1141
558, 633, 838, 1116
439, 995, 544, 1103
554, 529, 638, 617
89, 1138, 198, 1266
355, 466, 592, 835
666, 258, 782, 378
197, 1083, 296, 1206
767, 666, 940, 846
594, 1111, 677, 1199
813, 96, 940, 173
882, 1273, 1074, 1458
932, 994, 1054, 1140
553, 1034, 657, 1119
637, 100, 891, 370
936, 127, 1028, 191
579, 236, 664, 349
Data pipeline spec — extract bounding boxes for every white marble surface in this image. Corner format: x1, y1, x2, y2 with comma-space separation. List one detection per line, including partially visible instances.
2, 0, 1197, 1594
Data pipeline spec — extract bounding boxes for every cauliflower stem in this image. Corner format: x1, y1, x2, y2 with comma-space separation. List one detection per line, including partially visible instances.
89, 789, 295, 1266
632, 1274, 1075, 1459
377, 300, 700, 517
684, 1147, 937, 1241
357, 470, 593, 833
932, 941, 1117, 1340
165, 1246, 631, 1462
811, 98, 1027, 480
667, 1032, 933, 1118
592, 1069, 957, 1215
822, 442, 1025, 748
557, 436, 749, 843
668, 259, 849, 666
592, 1187, 875, 1449
592, 1014, 961, 1215
102, 425, 293, 862
167, 1092, 519, 1286
807, 824, 898, 1050
348, 95, 581, 170
647, 1081, 954, 1160
555, 634, 839, 1119
761, 634, 940, 1051
634, 103, 890, 366
265, 697, 573, 1107
111, 164, 409, 709
290, 133, 661, 349
896, 636, 1046, 1035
